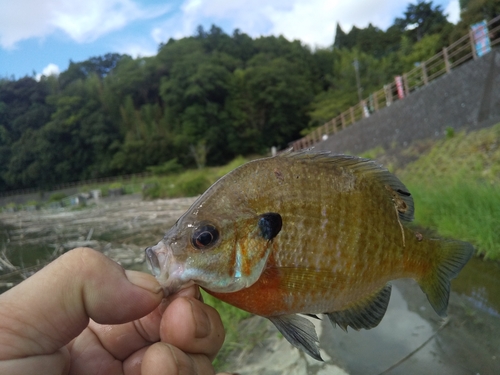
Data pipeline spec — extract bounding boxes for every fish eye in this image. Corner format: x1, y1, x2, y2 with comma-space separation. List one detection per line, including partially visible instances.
191, 224, 219, 250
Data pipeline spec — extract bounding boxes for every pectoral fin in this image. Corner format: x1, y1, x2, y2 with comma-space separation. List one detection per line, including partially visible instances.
302, 313, 321, 319
268, 314, 323, 361
327, 284, 392, 332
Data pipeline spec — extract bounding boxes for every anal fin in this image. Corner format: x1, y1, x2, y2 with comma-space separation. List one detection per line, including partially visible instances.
327, 284, 392, 332
268, 314, 323, 361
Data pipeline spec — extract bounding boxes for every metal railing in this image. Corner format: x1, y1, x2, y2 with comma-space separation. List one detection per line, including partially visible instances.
291, 15, 500, 151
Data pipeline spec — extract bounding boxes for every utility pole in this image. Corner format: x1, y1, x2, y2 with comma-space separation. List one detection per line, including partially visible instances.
353, 59, 363, 102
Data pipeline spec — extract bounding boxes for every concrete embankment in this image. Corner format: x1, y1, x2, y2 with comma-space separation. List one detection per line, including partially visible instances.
315, 50, 500, 156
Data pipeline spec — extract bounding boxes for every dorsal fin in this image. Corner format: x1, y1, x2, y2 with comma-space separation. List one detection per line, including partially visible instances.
326, 284, 392, 332
278, 151, 414, 222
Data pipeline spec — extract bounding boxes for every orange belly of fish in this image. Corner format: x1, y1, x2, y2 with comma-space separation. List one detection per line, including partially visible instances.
205, 266, 294, 317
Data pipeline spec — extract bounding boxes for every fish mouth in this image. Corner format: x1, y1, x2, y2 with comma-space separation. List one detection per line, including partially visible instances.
145, 246, 162, 277
145, 242, 186, 296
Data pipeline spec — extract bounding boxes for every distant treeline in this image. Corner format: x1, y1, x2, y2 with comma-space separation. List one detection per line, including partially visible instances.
0, 0, 497, 192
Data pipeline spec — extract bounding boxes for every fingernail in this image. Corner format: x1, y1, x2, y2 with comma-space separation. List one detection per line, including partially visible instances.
125, 270, 162, 294
189, 299, 210, 338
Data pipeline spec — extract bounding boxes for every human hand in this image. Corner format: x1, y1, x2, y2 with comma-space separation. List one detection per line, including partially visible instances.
0, 247, 230, 375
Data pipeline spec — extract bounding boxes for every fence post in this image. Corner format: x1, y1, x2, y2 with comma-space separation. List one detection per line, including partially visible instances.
374, 92, 379, 111
341, 113, 346, 129
469, 29, 478, 60
350, 107, 355, 124
443, 47, 451, 73
384, 84, 392, 106
421, 61, 428, 85
403, 73, 410, 96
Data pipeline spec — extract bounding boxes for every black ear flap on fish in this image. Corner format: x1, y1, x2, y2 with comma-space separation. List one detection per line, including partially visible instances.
258, 212, 282, 240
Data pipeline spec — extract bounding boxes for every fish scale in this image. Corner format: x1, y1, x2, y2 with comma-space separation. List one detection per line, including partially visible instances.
146, 151, 474, 361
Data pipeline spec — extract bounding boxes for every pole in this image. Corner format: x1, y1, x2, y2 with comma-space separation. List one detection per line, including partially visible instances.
353, 59, 363, 102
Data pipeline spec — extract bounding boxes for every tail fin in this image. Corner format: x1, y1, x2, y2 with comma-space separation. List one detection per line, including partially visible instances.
418, 239, 474, 317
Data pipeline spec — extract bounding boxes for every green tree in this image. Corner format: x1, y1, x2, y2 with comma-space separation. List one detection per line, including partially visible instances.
334, 23, 402, 58
461, 0, 500, 23
0, 77, 55, 190
59, 53, 125, 88
4, 74, 121, 188
394, 1, 450, 42
159, 36, 239, 166
308, 48, 388, 127
227, 55, 315, 152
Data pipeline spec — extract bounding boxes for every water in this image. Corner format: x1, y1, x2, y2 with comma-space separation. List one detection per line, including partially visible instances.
453, 256, 500, 317
320, 257, 500, 375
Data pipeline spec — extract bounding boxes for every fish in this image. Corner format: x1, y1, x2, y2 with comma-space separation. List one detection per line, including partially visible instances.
145, 150, 474, 360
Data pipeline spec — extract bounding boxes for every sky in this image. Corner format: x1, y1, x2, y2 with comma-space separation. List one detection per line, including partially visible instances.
0, 0, 461, 80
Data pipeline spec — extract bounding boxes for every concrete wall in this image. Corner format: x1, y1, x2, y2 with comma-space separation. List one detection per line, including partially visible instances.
315, 50, 500, 155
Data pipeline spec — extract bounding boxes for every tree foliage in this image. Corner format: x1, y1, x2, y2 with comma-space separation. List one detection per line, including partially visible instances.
0, 1, 497, 191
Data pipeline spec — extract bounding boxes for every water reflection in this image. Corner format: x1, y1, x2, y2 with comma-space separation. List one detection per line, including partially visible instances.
452, 256, 500, 317
320, 268, 500, 375
321, 284, 443, 374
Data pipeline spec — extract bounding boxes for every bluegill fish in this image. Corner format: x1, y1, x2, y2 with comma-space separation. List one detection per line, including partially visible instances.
145, 151, 473, 360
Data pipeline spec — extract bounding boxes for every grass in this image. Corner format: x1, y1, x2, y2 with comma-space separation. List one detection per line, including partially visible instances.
201, 291, 252, 370
142, 155, 249, 199
398, 123, 500, 259
405, 178, 500, 259
0, 156, 252, 212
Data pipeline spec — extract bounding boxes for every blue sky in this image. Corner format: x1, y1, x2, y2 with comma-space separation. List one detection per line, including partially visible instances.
0, 0, 460, 79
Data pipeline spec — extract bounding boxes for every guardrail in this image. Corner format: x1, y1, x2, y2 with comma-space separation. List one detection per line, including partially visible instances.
291, 15, 500, 151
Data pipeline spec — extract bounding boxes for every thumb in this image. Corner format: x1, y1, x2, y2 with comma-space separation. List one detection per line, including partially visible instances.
0, 247, 163, 360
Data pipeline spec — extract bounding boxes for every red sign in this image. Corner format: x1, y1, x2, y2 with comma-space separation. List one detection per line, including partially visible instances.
395, 76, 405, 99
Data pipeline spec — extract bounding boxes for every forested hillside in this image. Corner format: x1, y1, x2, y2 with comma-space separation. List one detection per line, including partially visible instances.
0, 0, 498, 192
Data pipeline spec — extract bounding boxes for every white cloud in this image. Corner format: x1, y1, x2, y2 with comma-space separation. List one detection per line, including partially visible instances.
152, 0, 415, 49
36, 63, 60, 80
267, 0, 409, 47
0, 0, 461, 56
117, 42, 157, 58
152, 0, 301, 45
444, 0, 460, 24
0, 0, 170, 49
